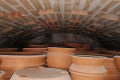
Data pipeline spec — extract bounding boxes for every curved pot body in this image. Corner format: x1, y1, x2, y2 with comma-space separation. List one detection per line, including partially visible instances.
47, 47, 75, 70
70, 55, 107, 80
114, 56, 120, 72
104, 58, 120, 80
23, 48, 47, 53
0, 54, 46, 79
82, 44, 91, 51
10, 68, 71, 80
70, 70, 107, 80
0, 48, 18, 52
0, 70, 6, 80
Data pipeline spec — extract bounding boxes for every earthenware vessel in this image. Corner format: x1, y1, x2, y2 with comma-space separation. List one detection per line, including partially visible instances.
0, 48, 18, 52
28, 45, 49, 48
114, 56, 120, 72
82, 44, 91, 51
62, 43, 82, 48
10, 68, 71, 80
0, 53, 46, 80
47, 47, 75, 70
23, 48, 47, 53
0, 70, 6, 80
69, 55, 107, 80
104, 58, 120, 80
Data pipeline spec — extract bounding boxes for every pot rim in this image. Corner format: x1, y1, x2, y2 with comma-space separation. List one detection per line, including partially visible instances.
23, 48, 47, 49
114, 55, 120, 58
70, 54, 107, 59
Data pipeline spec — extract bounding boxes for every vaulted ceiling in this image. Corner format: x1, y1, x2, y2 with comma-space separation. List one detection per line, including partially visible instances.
0, 0, 120, 49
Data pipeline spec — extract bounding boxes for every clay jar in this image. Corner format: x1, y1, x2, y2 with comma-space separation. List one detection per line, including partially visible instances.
0, 48, 18, 52
0, 70, 6, 80
47, 47, 76, 70
23, 48, 47, 53
114, 56, 120, 72
104, 58, 120, 80
28, 45, 49, 48
82, 44, 91, 51
10, 68, 71, 80
0, 53, 46, 80
70, 55, 107, 80
62, 43, 82, 48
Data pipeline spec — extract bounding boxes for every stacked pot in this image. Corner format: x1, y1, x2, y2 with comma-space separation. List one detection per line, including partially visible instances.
0, 52, 46, 80
104, 58, 120, 80
47, 47, 76, 70
69, 55, 107, 80
0, 70, 6, 80
10, 68, 71, 80
23, 48, 47, 53
0, 48, 18, 52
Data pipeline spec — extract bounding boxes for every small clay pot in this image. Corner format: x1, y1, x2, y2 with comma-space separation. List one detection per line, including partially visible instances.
0, 70, 6, 80
10, 68, 71, 80
28, 45, 49, 48
104, 58, 120, 80
82, 44, 91, 51
114, 56, 120, 72
0, 48, 18, 52
23, 48, 47, 53
103, 50, 120, 55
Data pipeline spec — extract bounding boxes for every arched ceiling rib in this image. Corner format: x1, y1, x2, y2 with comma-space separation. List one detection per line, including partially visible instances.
0, 0, 120, 49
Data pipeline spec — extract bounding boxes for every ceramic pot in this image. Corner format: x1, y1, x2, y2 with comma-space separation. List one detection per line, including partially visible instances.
114, 56, 120, 72
104, 58, 120, 80
0, 48, 18, 52
70, 55, 107, 80
47, 47, 75, 70
82, 44, 91, 51
28, 45, 49, 48
10, 68, 71, 80
23, 48, 47, 53
103, 50, 120, 55
76, 48, 86, 52
0, 53, 46, 80
94, 48, 103, 54
62, 43, 82, 48
0, 70, 6, 80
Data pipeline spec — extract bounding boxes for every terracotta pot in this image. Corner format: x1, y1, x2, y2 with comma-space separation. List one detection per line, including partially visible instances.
0, 48, 18, 52
0, 70, 6, 80
94, 48, 103, 54
76, 48, 86, 51
70, 55, 107, 80
82, 44, 91, 51
62, 43, 82, 48
23, 48, 47, 53
103, 50, 120, 55
47, 47, 76, 70
0, 52, 44, 55
28, 45, 49, 48
104, 58, 120, 80
85, 51, 99, 54
0, 54, 46, 80
114, 56, 120, 72
10, 68, 71, 80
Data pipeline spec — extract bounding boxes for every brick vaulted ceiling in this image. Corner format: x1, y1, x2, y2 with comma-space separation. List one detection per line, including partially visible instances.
0, 0, 120, 49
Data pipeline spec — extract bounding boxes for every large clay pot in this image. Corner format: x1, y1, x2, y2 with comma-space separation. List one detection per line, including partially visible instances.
114, 56, 120, 72
0, 48, 18, 52
28, 45, 49, 48
47, 47, 76, 70
62, 43, 82, 48
104, 58, 120, 80
82, 44, 91, 51
70, 55, 107, 80
0, 70, 6, 80
0, 53, 46, 80
10, 68, 71, 80
23, 48, 47, 53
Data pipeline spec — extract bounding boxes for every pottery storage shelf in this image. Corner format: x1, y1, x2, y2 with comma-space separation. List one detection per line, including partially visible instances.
47, 47, 76, 70
0, 52, 46, 80
0, 70, 6, 80
10, 68, 71, 80
69, 55, 107, 80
